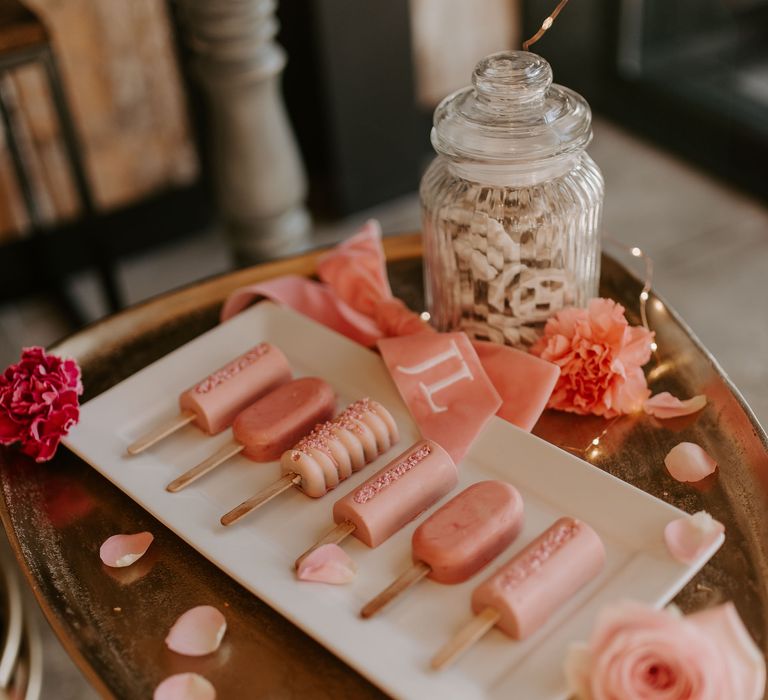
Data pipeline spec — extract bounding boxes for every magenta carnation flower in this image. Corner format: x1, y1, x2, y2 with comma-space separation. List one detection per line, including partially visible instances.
0, 347, 83, 462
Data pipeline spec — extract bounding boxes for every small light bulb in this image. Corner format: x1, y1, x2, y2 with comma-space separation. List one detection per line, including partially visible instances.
631, 247, 642, 257
592, 437, 600, 446
420, 311, 431, 321
639, 291, 649, 301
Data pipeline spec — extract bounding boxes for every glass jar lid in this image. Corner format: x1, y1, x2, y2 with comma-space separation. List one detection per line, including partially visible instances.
431, 51, 593, 167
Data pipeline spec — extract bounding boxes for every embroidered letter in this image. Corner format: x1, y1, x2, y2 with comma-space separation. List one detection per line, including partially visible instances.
395, 340, 474, 413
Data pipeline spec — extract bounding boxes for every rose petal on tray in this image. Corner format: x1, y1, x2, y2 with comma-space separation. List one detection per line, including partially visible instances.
165, 606, 227, 656
154, 673, 215, 700
664, 511, 725, 564
296, 544, 357, 584
664, 442, 717, 482
99, 532, 154, 568
644, 392, 707, 419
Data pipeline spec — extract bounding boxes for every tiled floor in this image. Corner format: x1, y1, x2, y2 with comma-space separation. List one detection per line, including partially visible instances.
0, 116, 766, 697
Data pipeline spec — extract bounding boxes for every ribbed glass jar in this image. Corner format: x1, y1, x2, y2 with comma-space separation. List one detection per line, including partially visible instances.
421, 51, 604, 348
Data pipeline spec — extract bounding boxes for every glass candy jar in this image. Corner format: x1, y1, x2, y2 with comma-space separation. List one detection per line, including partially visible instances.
421, 51, 604, 348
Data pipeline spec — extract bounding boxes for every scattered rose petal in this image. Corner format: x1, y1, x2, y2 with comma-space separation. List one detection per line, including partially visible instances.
664, 441, 717, 482
296, 544, 357, 584
99, 532, 154, 568
103, 545, 156, 585
154, 673, 215, 700
644, 391, 707, 419
665, 510, 725, 564
165, 605, 227, 656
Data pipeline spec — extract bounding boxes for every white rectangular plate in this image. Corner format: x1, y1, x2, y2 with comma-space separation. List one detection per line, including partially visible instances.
65, 302, 721, 700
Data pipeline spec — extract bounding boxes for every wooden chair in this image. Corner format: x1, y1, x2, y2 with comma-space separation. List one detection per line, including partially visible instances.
0, 0, 122, 325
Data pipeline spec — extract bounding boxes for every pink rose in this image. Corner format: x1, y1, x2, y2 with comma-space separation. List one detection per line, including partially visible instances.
566, 601, 766, 700
0, 347, 83, 462
530, 298, 654, 417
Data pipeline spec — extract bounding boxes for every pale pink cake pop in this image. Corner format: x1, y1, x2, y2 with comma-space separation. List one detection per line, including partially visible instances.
280, 399, 399, 498
232, 377, 336, 461
359, 480, 525, 619
178, 342, 291, 435
412, 481, 524, 584
333, 440, 458, 548
471, 516, 605, 639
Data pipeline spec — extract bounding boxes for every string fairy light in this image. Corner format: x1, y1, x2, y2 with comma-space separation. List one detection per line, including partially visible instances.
520, 1, 657, 351
522, 0, 572, 51
516, 5, 663, 461
558, 417, 620, 460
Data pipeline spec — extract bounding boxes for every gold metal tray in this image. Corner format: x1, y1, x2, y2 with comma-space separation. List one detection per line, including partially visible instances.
0, 234, 765, 699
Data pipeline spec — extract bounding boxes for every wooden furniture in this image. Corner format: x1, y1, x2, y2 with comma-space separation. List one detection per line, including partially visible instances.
177, 0, 312, 263
0, 0, 121, 325
0, 234, 766, 698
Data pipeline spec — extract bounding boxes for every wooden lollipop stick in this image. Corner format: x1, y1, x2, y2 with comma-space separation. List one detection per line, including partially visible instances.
294, 520, 357, 569
360, 561, 431, 619
220, 473, 302, 526
431, 607, 501, 671
127, 411, 195, 455
166, 442, 244, 493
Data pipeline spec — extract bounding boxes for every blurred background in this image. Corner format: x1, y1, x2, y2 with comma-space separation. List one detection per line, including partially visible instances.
0, 0, 766, 696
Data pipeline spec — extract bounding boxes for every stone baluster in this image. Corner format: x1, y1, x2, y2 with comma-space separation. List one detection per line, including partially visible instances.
177, 0, 311, 263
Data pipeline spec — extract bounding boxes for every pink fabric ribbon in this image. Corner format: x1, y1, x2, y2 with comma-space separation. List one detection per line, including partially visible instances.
378, 332, 502, 461
221, 221, 430, 345
221, 220, 559, 460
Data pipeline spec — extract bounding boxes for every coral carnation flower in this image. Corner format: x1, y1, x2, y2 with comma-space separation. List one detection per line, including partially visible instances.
531, 299, 654, 417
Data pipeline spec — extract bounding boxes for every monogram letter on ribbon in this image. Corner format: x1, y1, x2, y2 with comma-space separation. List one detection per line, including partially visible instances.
395, 340, 474, 413
378, 333, 502, 462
